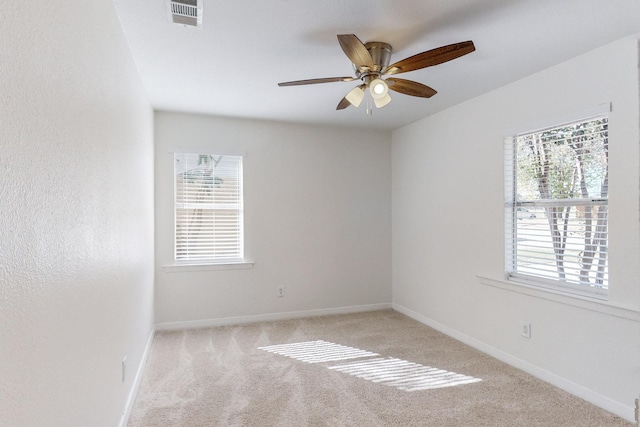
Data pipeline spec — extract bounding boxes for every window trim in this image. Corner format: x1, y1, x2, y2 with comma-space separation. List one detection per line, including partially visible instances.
161, 260, 254, 273
477, 275, 639, 322
170, 150, 250, 268
504, 105, 611, 299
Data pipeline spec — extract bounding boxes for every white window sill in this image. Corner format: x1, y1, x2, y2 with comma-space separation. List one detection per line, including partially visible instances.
162, 260, 254, 273
477, 275, 640, 322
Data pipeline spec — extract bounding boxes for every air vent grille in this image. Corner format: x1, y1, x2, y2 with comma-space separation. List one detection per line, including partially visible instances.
168, 0, 201, 27
172, 2, 197, 18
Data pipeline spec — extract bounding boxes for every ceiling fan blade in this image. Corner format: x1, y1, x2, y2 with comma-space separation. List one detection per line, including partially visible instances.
336, 97, 352, 110
386, 78, 437, 98
384, 41, 475, 75
337, 34, 374, 71
278, 77, 355, 86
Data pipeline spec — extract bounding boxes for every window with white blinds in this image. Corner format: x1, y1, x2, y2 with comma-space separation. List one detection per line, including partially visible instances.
504, 114, 609, 296
174, 153, 244, 262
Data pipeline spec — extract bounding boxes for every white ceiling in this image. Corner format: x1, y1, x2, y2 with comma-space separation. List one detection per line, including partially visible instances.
113, 0, 640, 131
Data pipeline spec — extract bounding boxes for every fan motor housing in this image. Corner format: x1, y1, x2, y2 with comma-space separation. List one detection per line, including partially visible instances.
364, 42, 392, 73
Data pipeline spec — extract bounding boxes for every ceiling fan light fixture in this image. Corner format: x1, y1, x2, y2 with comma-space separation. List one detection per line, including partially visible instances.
369, 78, 388, 99
373, 93, 392, 109
345, 86, 365, 107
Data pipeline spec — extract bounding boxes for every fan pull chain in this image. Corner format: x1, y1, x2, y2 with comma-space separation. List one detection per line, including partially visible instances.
366, 99, 373, 116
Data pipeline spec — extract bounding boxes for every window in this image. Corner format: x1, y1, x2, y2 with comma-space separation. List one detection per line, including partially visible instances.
174, 153, 244, 263
505, 113, 609, 297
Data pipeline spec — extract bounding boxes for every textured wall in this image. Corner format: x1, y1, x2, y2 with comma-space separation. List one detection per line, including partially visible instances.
392, 35, 640, 420
0, 1, 154, 426
154, 112, 392, 325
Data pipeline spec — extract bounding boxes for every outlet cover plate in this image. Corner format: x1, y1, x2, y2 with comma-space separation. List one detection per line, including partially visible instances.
521, 321, 531, 339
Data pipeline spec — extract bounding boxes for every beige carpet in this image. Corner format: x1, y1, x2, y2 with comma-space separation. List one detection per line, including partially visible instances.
128, 310, 631, 426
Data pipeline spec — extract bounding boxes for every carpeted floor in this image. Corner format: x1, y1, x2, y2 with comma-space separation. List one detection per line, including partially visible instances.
128, 310, 632, 426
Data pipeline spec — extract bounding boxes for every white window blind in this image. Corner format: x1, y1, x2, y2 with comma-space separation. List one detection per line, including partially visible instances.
174, 153, 244, 262
505, 114, 609, 295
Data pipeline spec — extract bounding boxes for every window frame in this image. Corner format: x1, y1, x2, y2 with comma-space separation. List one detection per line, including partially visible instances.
504, 107, 610, 300
171, 151, 249, 268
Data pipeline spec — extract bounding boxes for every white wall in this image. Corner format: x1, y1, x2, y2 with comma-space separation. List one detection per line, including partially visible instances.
392, 35, 640, 420
0, 1, 154, 426
155, 112, 391, 325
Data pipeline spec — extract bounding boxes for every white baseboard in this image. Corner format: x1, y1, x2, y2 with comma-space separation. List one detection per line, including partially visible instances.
155, 303, 392, 331
119, 327, 156, 427
392, 303, 635, 423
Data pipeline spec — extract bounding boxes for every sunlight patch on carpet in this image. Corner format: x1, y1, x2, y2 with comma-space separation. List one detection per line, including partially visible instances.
259, 340, 482, 392
258, 340, 378, 363
328, 357, 482, 391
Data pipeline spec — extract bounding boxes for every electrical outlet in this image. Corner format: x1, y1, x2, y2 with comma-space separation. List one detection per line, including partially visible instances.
520, 321, 531, 339
122, 357, 127, 382
277, 286, 285, 297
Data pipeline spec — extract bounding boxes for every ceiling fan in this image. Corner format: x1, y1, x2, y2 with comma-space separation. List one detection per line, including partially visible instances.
278, 34, 475, 110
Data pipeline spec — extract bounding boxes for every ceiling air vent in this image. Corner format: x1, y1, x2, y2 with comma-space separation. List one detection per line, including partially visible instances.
167, 0, 202, 27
